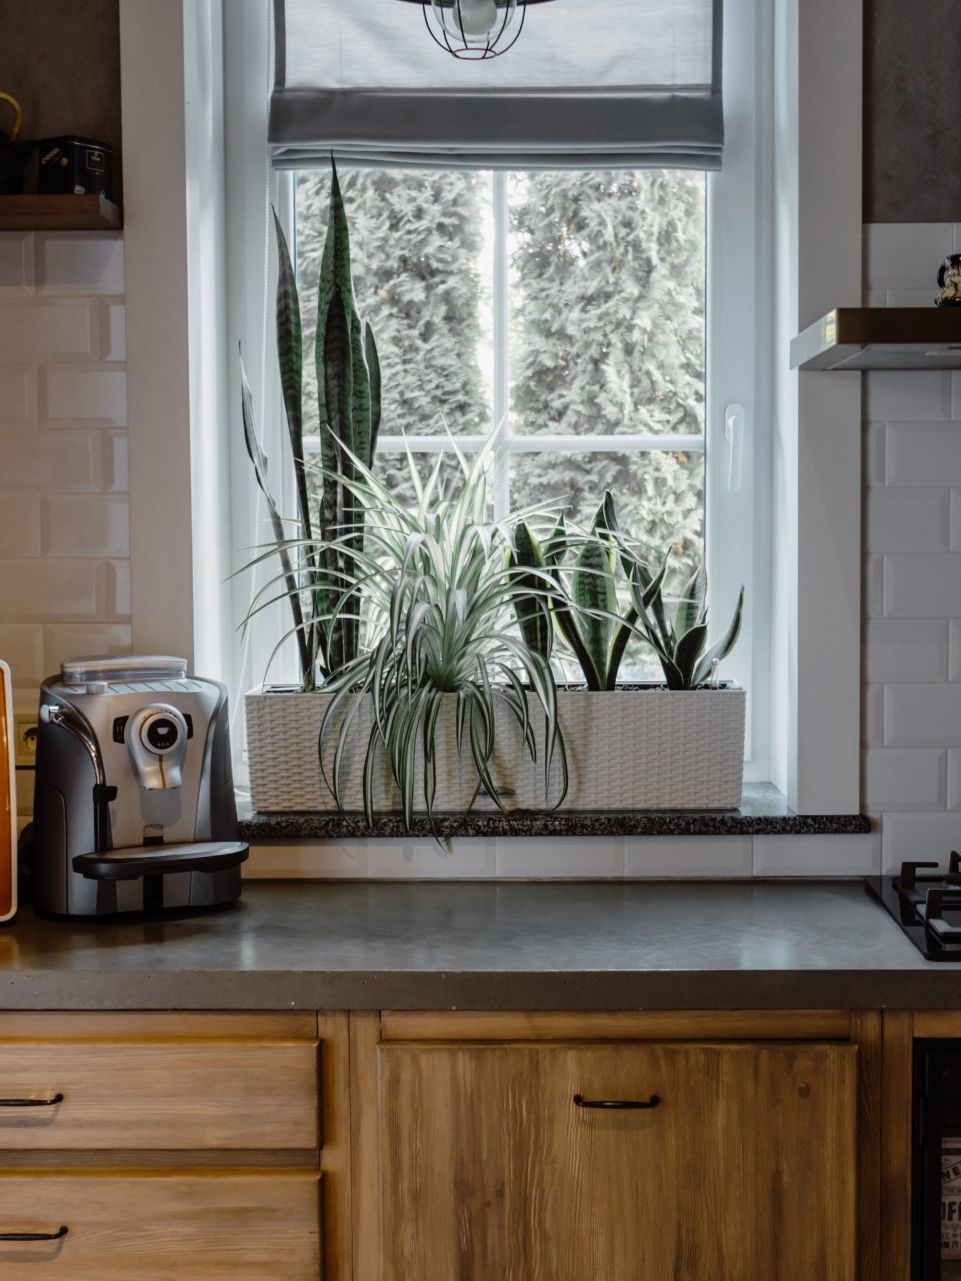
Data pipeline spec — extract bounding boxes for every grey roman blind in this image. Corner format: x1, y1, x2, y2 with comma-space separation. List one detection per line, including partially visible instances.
270, 0, 724, 170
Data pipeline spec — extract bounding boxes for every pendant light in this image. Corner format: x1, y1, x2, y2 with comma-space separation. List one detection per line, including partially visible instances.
396, 0, 557, 61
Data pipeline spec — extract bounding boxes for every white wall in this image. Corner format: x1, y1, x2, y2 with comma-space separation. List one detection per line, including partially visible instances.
863, 222, 961, 872
0, 231, 130, 828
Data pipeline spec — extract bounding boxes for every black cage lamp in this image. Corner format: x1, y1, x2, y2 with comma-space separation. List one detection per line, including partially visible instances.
396, 0, 558, 60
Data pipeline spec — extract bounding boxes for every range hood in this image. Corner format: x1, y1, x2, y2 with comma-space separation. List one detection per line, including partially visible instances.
790, 308, 961, 371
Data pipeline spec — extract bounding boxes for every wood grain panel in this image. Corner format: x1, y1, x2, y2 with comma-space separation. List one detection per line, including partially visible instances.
911, 1010, 961, 1039
381, 1009, 853, 1042
319, 1013, 351, 1281
0, 1173, 320, 1280
852, 1011, 883, 1281
375, 1041, 858, 1281
0, 1042, 317, 1150
0, 1013, 317, 1041
881, 1012, 915, 1281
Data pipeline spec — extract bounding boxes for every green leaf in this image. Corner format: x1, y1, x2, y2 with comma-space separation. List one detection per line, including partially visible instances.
364, 321, 381, 466
693, 586, 745, 688
672, 622, 709, 689
509, 522, 553, 663
571, 540, 618, 689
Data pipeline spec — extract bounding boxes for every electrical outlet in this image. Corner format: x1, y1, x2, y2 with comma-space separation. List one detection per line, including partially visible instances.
13, 715, 38, 767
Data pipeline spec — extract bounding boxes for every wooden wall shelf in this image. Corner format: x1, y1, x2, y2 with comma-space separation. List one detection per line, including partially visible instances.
791, 307, 961, 370
0, 194, 122, 231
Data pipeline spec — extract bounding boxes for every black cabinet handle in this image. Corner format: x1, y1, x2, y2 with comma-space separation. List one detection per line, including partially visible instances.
0, 1094, 64, 1108
0, 1226, 68, 1242
573, 1093, 660, 1110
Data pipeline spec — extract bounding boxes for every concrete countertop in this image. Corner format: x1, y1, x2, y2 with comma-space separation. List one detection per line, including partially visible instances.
0, 880, 958, 1012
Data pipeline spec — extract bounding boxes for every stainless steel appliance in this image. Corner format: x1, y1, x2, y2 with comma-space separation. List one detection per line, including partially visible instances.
32, 656, 247, 918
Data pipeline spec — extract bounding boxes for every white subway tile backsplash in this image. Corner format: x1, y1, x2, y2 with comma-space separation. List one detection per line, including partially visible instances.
497, 837, 623, 879
864, 372, 952, 423
0, 624, 44, 685
950, 621, 961, 681
864, 619, 948, 682
42, 495, 130, 557
101, 302, 126, 361
0, 432, 101, 491
0, 233, 34, 295
42, 365, 126, 425
883, 554, 961, 617
866, 488, 951, 551
373, 838, 497, 879
0, 300, 96, 360
947, 751, 961, 810
864, 223, 954, 290
0, 560, 100, 621
624, 837, 751, 878
245, 840, 370, 880
104, 431, 128, 493
104, 560, 131, 619
880, 812, 961, 873
43, 624, 132, 674
0, 493, 41, 557
862, 684, 885, 747
864, 748, 946, 811
863, 555, 885, 616
885, 684, 961, 747
35, 233, 124, 295
752, 834, 879, 877
0, 364, 37, 428
887, 423, 961, 488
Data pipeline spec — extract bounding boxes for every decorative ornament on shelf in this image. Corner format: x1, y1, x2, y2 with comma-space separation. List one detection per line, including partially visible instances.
397, 0, 557, 60
936, 253, 961, 308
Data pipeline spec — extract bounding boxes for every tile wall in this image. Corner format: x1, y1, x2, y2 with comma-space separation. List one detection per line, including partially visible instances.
0, 231, 129, 830
3, 224, 952, 878
863, 222, 961, 873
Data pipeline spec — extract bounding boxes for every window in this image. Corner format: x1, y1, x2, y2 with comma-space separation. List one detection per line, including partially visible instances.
230, 0, 770, 782
294, 167, 707, 675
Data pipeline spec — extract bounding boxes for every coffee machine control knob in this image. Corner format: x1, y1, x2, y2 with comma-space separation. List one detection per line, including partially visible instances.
127, 703, 189, 790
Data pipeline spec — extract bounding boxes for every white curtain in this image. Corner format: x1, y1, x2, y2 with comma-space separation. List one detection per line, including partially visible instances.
269, 0, 724, 169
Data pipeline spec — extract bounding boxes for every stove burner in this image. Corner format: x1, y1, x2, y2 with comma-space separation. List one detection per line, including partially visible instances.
866, 853, 961, 960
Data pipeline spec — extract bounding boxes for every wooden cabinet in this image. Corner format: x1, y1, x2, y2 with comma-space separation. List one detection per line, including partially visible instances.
353, 1012, 865, 1281
0, 1174, 321, 1281
0, 1013, 325, 1281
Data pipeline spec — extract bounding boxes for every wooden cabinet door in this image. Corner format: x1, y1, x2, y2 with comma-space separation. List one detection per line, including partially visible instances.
374, 1042, 857, 1281
0, 1173, 321, 1280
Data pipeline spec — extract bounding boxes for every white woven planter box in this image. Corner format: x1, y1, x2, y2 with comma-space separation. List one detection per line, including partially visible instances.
245, 685, 746, 814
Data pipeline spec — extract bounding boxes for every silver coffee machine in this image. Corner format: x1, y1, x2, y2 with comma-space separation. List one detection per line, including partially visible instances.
32, 656, 247, 918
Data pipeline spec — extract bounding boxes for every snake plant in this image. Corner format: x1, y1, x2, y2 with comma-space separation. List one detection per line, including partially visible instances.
312, 440, 567, 829
629, 558, 745, 690
241, 159, 380, 690
510, 493, 639, 691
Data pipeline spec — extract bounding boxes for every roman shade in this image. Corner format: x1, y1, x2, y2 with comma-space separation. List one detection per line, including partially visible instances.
269, 0, 724, 170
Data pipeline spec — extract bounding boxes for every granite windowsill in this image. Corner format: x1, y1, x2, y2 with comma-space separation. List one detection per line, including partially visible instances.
238, 783, 871, 842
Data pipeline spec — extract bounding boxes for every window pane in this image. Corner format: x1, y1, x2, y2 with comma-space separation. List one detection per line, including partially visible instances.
510, 449, 705, 579
296, 170, 492, 437
508, 171, 706, 437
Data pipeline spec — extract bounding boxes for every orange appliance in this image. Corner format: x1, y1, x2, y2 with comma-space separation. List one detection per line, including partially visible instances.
0, 660, 15, 923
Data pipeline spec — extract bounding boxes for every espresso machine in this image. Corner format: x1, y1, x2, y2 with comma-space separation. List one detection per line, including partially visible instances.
32, 656, 247, 918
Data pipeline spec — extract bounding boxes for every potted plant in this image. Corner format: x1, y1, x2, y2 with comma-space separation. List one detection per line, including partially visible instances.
242, 173, 746, 820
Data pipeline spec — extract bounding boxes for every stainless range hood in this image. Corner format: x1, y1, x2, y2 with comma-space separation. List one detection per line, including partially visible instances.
790, 307, 961, 371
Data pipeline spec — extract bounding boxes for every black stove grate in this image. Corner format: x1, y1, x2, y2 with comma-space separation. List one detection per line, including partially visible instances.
866, 853, 961, 961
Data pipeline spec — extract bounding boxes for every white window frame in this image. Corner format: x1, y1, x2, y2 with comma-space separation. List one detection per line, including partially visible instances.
118, 0, 862, 815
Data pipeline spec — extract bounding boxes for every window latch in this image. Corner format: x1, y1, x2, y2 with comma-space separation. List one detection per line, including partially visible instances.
724, 403, 745, 493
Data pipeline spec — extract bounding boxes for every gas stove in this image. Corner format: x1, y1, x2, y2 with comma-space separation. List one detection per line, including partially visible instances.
867, 855, 961, 961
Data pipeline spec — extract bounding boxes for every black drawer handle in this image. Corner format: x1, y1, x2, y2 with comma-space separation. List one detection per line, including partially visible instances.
0, 1226, 68, 1242
0, 1094, 64, 1108
573, 1093, 660, 1110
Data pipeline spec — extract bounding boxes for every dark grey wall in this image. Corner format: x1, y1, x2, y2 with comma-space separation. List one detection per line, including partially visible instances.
864, 0, 961, 223
0, 0, 122, 204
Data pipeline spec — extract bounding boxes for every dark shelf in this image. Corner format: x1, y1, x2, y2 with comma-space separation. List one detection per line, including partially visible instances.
0, 194, 121, 231
790, 307, 961, 370
239, 784, 871, 842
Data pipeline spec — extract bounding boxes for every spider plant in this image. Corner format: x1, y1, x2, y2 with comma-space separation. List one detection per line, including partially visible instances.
629, 556, 745, 690
312, 442, 568, 828
510, 493, 640, 690
241, 159, 380, 691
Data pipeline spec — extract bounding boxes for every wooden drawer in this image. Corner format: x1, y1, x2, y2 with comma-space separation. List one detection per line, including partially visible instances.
0, 1173, 321, 1279
0, 1040, 318, 1150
